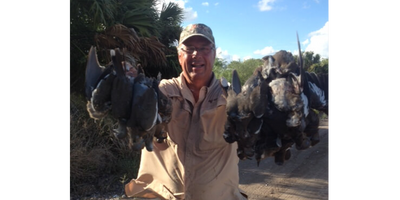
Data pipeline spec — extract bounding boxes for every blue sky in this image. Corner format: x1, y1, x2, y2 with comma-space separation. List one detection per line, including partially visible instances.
156, 0, 328, 62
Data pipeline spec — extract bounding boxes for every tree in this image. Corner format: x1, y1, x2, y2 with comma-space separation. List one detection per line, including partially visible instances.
215, 58, 263, 85
237, 59, 263, 84
213, 57, 229, 79
70, 0, 183, 95
145, 2, 184, 78
294, 51, 328, 74
309, 58, 329, 74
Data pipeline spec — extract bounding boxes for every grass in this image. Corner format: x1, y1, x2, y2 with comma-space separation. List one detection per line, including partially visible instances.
70, 93, 141, 198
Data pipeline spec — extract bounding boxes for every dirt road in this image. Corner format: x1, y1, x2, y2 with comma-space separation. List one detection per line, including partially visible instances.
238, 120, 328, 200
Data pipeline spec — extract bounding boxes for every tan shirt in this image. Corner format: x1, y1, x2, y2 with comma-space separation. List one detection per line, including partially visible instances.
125, 73, 247, 200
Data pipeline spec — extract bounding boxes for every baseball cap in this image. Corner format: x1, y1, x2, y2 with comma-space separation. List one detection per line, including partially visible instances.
178, 23, 215, 45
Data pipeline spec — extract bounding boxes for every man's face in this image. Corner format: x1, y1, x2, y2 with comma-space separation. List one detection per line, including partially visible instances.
178, 36, 216, 86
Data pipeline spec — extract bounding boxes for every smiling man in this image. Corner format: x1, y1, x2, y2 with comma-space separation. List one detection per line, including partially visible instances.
124, 23, 247, 200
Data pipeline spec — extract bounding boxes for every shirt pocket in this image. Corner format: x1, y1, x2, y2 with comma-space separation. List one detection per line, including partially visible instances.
167, 97, 191, 145
198, 104, 228, 152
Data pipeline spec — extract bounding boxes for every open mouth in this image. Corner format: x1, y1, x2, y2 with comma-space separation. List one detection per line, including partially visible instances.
191, 63, 205, 68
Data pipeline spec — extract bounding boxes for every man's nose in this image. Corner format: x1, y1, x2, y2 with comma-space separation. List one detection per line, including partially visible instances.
192, 49, 199, 55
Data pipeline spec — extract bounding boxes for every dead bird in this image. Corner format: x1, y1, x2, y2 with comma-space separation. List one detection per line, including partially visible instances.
126, 68, 159, 151
222, 69, 269, 160
85, 46, 115, 119
84, 46, 173, 152
128, 70, 172, 151
109, 48, 135, 139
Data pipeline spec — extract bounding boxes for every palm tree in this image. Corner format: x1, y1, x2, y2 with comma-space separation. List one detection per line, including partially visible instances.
70, 0, 183, 95
148, 2, 184, 78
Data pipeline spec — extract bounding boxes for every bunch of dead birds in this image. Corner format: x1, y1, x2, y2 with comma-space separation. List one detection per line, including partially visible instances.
85, 46, 172, 151
221, 34, 328, 166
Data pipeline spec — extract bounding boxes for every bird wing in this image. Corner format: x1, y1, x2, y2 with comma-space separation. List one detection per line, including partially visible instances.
85, 46, 110, 100
297, 32, 305, 92
231, 70, 242, 94
110, 48, 134, 120
128, 74, 159, 132
109, 48, 136, 139
219, 77, 230, 96
85, 47, 115, 119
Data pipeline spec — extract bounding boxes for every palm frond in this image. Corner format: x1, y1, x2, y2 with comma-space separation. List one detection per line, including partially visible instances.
138, 36, 167, 67
94, 24, 140, 50
93, 24, 167, 74
122, 8, 159, 37
160, 2, 184, 25
89, 0, 117, 26
93, 24, 142, 65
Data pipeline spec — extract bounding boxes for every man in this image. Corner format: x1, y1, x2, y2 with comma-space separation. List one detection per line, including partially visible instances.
125, 23, 247, 200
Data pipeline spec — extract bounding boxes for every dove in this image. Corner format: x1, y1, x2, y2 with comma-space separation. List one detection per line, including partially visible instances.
85, 46, 115, 119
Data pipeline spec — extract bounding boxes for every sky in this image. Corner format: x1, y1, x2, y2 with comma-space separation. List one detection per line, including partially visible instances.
155, 0, 329, 62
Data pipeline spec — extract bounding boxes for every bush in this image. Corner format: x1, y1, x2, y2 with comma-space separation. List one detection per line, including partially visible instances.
70, 93, 140, 198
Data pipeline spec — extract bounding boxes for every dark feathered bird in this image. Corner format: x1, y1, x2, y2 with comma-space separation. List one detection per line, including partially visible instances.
152, 73, 172, 143
84, 46, 172, 152
125, 68, 160, 151
222, 33, 328, 166
257, 34, 314, 165
254, 70, 308, 165
125, 71, 172, 151
261, 50, 299, 82
259, 33, 328, 165
304, 72, 328, 115
85, 47, 135, 140
136, 73, 172, 149
85, 46, 115, 119
109, 48, 135, 139
222, 69, 269, 160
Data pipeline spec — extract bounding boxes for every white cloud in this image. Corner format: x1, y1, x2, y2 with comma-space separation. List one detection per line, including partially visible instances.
216, 47, 242, 63
202, 2, 209, 6
232, 55, 240, 62
216, 47, 257, 63
258, 0, 276, 11
215, 2, 219, 6
243, 56, 253, 61
155, 0, 179, 12
183, 7, 198, 21
253, 46, 275, 56
216, 47, 230, 61
305, 21, 329, 58
291, 49, 300, 56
